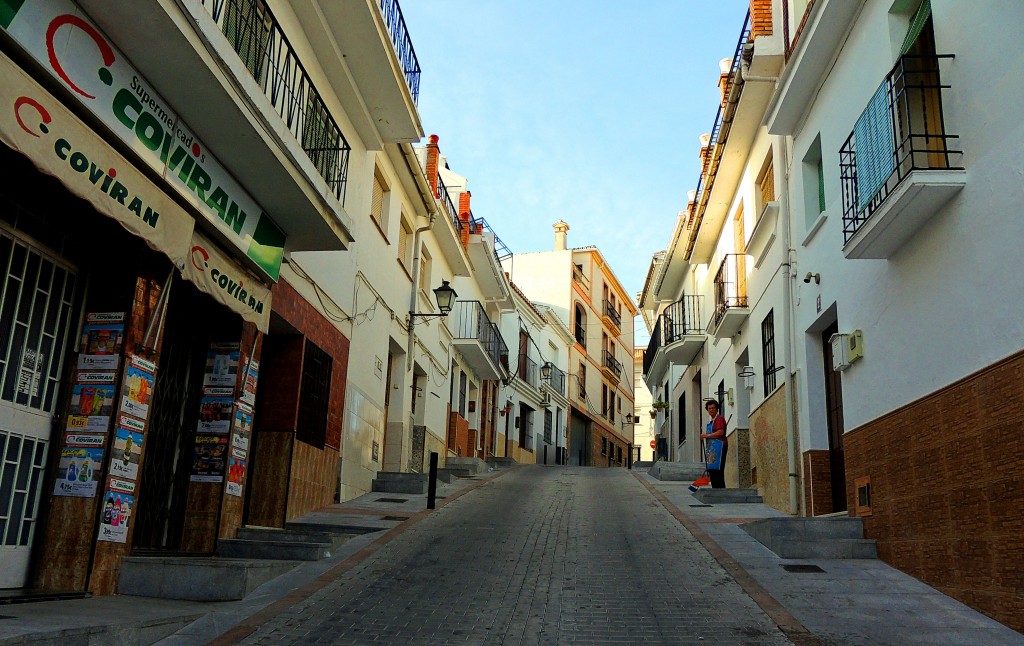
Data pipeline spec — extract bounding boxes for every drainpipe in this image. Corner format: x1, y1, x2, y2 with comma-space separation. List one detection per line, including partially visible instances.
777, 139, 800, 516
401, 141, 439, 470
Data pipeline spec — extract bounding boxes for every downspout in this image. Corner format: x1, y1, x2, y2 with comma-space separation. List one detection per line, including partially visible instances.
401, 142, 439, 470
777, 139, 800, 516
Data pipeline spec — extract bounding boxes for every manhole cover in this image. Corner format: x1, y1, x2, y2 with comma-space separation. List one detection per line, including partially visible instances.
376, 498, 409, 503
781, 564, 825, 573
689, 504, 713, 507
381, 515, 407, 521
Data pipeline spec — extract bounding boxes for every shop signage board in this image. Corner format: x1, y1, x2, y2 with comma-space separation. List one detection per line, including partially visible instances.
0, 0, 286, 281
0, 54, 193, 271
184, 232, 271, 333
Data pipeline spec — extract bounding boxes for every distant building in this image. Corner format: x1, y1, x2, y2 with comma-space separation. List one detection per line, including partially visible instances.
506, 222, 637, 467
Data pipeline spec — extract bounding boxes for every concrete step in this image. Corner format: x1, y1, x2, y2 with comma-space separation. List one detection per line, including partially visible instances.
372, 472, 428, 494
694, 488, 764, 504
648, 461, 706, 481
285, 520, 382, 536
217, 537, 331, 561
118, 556, 298, 601
236, 526, 351, 548
632, 461, 655, 469
741, 517, 878, 559
447, 456, 490, 473
436, 467, 472, 483
487, 456, 520, 466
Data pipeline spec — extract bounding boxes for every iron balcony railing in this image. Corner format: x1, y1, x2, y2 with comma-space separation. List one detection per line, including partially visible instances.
572, 264, 590, 292
602, 300, 622, 330
713, 255, 748, 328
643, 295, 703, 375
450, 301, 507, 372
839, 54, 962, 243
436, 174, 462, 235
545, 364, 566, 396
574, 321, 586, 348
469, 214, 512, 262
684, 11, 750, 236
377, 0, 421, 104
602, 350, 623, 381
201, 0, 351, 203
517, 353, 539, 388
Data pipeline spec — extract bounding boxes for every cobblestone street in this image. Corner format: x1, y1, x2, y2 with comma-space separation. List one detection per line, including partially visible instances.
239, 466, 791, 645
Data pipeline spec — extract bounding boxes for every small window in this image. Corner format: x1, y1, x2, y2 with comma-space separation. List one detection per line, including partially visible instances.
574, 303, 587, 347
297, 339, 332, 448
544, 409, 553, 443
578, 362, 587, 398
616, 445, 622, 463
397, 217, 412, 271
370, 171, 390, 232
419, 246, 432, 294
601, 437, 607, 456
802, 136, 825, 231
762, 310, 777, 394
756, 153, 775, 218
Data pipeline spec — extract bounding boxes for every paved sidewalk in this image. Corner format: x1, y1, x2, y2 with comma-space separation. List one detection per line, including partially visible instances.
636, 472, 1024, 646
0, 472, 495, 646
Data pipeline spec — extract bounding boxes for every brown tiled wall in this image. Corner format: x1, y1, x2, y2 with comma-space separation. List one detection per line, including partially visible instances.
802, 450, 833, 517
844, 350, 1024, 632
287, 440, 340, 521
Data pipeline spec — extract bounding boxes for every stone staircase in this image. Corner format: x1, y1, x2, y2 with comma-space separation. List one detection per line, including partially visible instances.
119, 520, 376, 601
693, 488, 764, 504
741, 516, 878, 559
372, 471, 429, 494
648, 460, 705, 481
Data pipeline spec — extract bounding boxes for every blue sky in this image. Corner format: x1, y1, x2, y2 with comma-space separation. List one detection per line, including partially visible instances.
400, 2, 750, 340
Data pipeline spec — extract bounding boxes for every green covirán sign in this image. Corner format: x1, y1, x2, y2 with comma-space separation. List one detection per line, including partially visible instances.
1, 0, 285, 281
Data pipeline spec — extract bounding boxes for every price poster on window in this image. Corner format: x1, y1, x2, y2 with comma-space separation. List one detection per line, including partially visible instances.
120, 355, 156, 419
203, 343, 240, 387
53, 446, 103, 497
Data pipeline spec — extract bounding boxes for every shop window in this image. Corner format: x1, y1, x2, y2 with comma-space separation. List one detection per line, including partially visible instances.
297, 339, 332, 448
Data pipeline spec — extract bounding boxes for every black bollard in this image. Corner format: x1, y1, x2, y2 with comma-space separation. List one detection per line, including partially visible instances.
427, 451, 438, 510
544, 445, 548, 465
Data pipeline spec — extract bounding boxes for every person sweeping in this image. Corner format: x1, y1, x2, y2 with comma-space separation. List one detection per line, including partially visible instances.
701, 399, 728, 489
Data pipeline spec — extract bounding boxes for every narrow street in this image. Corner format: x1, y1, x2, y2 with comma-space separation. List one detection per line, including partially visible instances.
237, 466, 790, 645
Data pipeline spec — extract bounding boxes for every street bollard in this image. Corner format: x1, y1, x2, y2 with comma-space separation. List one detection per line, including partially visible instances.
544, 445, 548, 465
427, 451, 438, 510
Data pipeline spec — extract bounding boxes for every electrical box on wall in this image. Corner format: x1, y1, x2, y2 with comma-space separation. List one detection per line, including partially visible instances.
830, 330, 864, 372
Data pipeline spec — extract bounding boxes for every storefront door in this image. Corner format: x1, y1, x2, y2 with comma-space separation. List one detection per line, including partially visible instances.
0, 227, 78, 587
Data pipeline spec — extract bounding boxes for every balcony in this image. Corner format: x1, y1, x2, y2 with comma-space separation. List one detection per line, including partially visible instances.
572, 264, 590, 293
290, 0, 423, 144
602, 300, 622, 332
517, 354, 539, 389
574, 322, 587, 349
602, 350, 623, 383
449, 301, 509, 381
643, 296, 705, 389
467, 215, 512, 303
544, 365, 567, 397
77, 0, 356, 254
840, 54, 965, 259
709, 254, 749, 338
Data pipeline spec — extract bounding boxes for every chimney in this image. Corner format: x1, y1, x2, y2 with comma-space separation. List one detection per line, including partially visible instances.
425, 134, 440, 198
458, 191, 472, 248
686, 189, 698, 228
554, 220, 570, 251
699, 133, 712, 173
718, 58, 733, 106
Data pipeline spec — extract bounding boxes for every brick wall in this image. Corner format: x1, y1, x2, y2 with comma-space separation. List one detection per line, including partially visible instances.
844, 350, 1024, 632
802, 450, 833, 517
751, 0, 773, 37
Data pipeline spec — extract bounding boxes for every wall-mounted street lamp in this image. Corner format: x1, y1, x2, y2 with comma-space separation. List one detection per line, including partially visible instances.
410, 280, 457, 322
540, 361, 553, 380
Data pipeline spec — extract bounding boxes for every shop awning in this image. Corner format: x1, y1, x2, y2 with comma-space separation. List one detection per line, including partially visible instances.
0, 53, 270, 331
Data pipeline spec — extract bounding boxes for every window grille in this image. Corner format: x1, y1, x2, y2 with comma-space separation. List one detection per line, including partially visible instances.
297, 339, 332, 448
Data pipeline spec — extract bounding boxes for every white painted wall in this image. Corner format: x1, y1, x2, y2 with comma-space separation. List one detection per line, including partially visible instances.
783, 0, 1024, 443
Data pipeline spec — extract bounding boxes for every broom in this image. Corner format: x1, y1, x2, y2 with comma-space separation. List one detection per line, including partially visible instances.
689, 414, 730, 492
